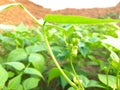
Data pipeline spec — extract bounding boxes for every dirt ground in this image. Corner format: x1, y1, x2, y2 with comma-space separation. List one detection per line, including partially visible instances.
0, 0, 120, 26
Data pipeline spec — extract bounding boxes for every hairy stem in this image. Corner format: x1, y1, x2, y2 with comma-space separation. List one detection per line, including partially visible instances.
0, 3, 42, 26
0, 3, 78, 89
42, 24, 78, 89
70, 56, 84, 90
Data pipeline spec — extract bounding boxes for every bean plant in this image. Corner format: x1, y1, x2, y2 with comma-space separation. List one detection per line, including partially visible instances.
0, 3, 120, 90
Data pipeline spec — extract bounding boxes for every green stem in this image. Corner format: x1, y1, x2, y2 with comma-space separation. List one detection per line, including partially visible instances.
22, 2, 78, 88
1, 3, 78, 89
106, 73, 109, 90
42, 25, 78, 89
18, 4, 42, 26
105, 65, 110, 90
116, 60, 120, 89
20, 63, 30, 75
1, 3, 42, 26
70, 56, 84, 90
116, 65, 120, 89
116, 71, 119, 89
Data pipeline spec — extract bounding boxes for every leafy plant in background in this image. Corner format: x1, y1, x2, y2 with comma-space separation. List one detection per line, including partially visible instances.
99, 12, 120, 19
0, 3, 120, 90
101, 30, 120, 90
0, 24, 46, 90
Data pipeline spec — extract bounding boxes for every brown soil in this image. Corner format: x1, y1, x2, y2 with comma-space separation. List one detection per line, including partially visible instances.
0, 0, 120, 26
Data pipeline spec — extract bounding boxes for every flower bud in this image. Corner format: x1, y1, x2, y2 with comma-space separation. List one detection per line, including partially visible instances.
71, 46, 78, 57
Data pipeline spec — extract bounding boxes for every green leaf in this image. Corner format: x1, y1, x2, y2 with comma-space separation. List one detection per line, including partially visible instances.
67, 87, 75, 90
25, 44, 46, 54
28, 53, 45, 72
102, 36, 120, 50
0, 57, 4, 63
87, 80, 106, 88
110, 51, 119, 63
65, 25, 75, 36
45, 14, 120, 24
7, 48, 28, 62
0, 65, 8, 89
111, 60, 119, 69
60, 76, 68, 89
17, 85, 23, 90
8, 71, 15, 78
23, 77, 40, 90
98, 74, 116, 89
78, 42, 89, 57
75, 75, 106, 89
8, 74, 22, 90
5, 62, 25, 71
109, 50, 120, 68
2, 86, 8, 90
24, 68, 43, 79
51, 46, 69, 60
48, 68, 61, 84
16, 23, 28, 32
79, 75, 89, 87
87, 36, 99, 43
88, 55, 99, 65
48, 68, 72, 84
46, 24, 65, 32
